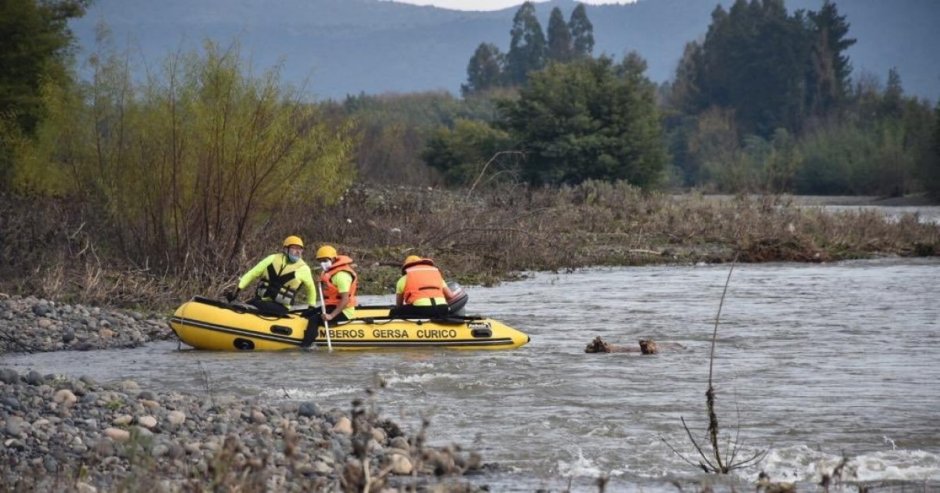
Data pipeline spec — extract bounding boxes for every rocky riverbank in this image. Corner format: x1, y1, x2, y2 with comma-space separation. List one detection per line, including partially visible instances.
0, 369, 486, 492
0, 293, 172, 353
1, 294, 488, 491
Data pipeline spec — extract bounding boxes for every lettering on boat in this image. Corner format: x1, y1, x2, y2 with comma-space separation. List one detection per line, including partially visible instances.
417, 329, 458, 339
319, 328, 366, 339
468, 322, 490, 331
371, 328, 409, 339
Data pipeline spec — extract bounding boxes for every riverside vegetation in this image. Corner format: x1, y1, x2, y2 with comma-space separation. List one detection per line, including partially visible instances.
2, 182, 938, 311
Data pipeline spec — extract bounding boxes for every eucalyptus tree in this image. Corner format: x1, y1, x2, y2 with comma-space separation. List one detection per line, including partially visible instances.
568, 3, 595, 58
462, 43, 506, 96
547, 7, 573, 63
506, 1, 547, 86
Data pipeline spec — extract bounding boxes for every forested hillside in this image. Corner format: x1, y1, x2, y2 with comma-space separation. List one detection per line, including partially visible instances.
67, 0, 939, 100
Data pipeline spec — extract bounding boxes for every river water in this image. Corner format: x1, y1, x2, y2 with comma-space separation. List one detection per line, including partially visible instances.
6, 258, 940, 491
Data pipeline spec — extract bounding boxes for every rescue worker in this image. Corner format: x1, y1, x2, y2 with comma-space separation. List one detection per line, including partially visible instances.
392, 255, 455, 319
227, 235, 316, 316
315, 245, 358, 323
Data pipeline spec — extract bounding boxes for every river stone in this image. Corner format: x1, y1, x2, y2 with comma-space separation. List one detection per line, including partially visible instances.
37, 318, 53, 329
251, 410, 266, 424
298, 401, 320, 418
43, 455, 58, 473
152, 443, 170, 457
92, 438, 115, 457
98, 328, 114, 339
76, 482, 97, 493
138, 415, 157, 429
32, 305, 51, 317
4, 438, 25, 450
167, 410, 186, 426
0, 369, 18, 384
332, 416, 352, 435
390, 453, 413, 475
137, 391, 155, 401
371, 427, 387, 444
1, 396, 21, 411
62, 327, 76, 343
389, 436, 409, 451
53, 389, 77, 407
112, 415, 132, 426
311, 460, 333, 475
120, 380, 139, 392
140, 399, 160, 409
25, 370, 43, 385
104, 427, 130, 442
5, 417, 25, 438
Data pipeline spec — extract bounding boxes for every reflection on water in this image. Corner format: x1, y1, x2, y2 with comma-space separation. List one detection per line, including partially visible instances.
5, 258, 940, 490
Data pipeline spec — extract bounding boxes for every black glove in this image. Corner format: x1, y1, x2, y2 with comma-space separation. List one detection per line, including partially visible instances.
225, 289, 240, 303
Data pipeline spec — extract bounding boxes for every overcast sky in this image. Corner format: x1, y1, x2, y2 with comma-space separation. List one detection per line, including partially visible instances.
384, 0, 634, 11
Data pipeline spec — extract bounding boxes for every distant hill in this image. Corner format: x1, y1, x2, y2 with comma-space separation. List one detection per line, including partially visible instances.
68, 0, 939, 101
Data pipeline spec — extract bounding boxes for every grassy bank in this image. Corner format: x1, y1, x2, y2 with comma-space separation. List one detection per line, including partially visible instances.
2, 182, 938, 311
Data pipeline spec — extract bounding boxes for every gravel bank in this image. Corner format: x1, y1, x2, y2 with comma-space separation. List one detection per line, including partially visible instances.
1, 295, 487, 490
0, 369, 486, 492
0, 293, 172, 353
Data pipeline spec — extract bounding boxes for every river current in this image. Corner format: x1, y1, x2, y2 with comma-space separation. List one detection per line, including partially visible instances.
7, 258, 940, 491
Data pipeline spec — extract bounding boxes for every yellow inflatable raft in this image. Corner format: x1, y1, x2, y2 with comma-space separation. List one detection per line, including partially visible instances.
168, 297, 529, 351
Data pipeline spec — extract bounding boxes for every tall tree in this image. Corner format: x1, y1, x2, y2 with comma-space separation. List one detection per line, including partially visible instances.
506, 1, 547, 85
881, 68, 904, 118
0, 0, 88, 136
805, 0, 855, 116
568, 3, 595, 58
670, 41, 706, 114
498, 56, 665, 187
929, 101, 940, 197
547, 7, 573, 63
0, 0, 88, 188
462, 43, 505, 96
697, 0, 812, 136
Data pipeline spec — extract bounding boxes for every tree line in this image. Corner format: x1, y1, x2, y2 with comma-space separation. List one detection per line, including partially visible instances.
3, 0, 940, 218
462, 2, 595, 94
662, 0, 939, 196
414, 0, 939, 197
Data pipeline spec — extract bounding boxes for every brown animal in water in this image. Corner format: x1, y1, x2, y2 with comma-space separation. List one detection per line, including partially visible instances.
584, 336, 658, 354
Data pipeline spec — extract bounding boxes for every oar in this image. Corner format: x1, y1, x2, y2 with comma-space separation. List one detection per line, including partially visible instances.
316, 281, 333, 352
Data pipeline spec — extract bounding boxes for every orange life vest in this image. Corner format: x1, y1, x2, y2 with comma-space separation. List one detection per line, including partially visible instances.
320, 255, 358, 307
402, 259, 446, 305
